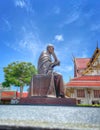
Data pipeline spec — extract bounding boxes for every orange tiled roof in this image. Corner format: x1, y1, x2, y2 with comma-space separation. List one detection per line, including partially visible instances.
16, 92, 28, 98
75, 58, 90, 69
66, 81, 100, 87
1, 91, 28, 100
66, 75, 100, 87
1, 91, 16, 99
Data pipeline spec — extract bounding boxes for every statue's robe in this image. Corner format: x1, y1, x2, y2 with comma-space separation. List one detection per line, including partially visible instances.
38, 51, 53, 74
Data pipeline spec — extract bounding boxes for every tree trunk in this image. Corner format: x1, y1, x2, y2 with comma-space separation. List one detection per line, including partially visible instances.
20, 86, 23, 98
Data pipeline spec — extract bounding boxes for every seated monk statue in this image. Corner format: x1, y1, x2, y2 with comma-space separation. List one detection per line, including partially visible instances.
38, 44, 65, 98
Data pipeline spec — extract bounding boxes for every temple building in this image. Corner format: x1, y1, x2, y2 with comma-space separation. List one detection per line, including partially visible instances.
0, 83, 28, 104
65, 45, 100, 105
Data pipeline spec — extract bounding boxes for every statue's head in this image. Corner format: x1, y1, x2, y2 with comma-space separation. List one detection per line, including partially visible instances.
47, 44, 54, 54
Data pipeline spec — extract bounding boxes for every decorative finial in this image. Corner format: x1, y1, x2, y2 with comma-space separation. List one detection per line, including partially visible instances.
96, 41, 98, 49
72, 53, 75, 62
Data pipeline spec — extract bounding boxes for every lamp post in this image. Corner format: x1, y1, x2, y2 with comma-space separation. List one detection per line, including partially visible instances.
0, 88, 3, 104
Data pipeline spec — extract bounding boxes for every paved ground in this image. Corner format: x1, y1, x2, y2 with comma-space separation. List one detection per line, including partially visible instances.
0, 105, 100, 130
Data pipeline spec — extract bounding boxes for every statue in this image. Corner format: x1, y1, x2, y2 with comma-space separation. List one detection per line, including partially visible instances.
38, 44, 65, 98
20, 44, 77, 105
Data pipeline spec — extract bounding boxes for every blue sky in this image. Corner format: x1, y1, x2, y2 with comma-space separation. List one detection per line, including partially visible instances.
0, 0, 100, 88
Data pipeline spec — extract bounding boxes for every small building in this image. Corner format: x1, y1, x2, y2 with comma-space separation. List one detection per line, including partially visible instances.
65, 45, 100, 105
0, 84, 28, 104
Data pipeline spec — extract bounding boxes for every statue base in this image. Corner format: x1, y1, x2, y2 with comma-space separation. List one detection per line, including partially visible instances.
19, 96, 76, 106
29, 74, 55, 97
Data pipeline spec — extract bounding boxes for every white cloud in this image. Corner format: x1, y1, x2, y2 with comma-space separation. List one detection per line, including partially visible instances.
15, 0, 26, 8
54, 34, 64, 42
4, 24, 43, 66
14, 0, 34, 13
17, 31, 42, 57
60, 11, 80, 27
65, 11, 80, 25
59, 0, 84, 27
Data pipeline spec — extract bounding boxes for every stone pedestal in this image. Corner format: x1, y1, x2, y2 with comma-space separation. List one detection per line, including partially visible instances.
19, 96, 76, 106
28, 74, 56, 97
25, 75, 76, 106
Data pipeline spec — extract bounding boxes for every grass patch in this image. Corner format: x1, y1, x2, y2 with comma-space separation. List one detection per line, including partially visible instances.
77, 104, 100, 107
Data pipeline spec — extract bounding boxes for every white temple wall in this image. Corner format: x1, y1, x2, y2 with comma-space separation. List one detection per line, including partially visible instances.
66, 87, 100, 105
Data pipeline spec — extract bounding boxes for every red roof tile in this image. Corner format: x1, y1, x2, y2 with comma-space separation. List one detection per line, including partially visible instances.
75, 58, 90, 69
72, 75, 100, 81
66, 81, 100, 87
1, 91, 28, 100
16, 92, 28, 98
66, 75, 100, 87
1, 91, 16, 99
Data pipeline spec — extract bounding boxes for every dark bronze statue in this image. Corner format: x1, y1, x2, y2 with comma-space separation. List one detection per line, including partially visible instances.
38, 44, 65, 98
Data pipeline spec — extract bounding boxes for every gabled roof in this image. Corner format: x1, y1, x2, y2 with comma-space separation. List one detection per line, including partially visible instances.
74, 58, 90, 69
82, 47, 100, 75
87, 47, 99, 67
66, 75, 100, 87
67, 45, 100, 87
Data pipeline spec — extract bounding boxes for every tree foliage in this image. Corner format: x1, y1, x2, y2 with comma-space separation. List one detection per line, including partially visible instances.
2, 61, 37, 97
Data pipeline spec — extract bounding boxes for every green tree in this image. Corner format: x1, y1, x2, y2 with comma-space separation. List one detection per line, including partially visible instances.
2, 61, 37, 98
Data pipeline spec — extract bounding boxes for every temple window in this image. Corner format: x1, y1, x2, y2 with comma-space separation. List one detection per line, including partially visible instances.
94, 90, 100, 98
77, 89, 85, 97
